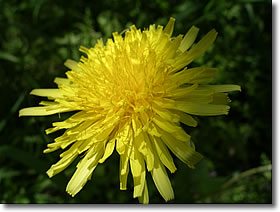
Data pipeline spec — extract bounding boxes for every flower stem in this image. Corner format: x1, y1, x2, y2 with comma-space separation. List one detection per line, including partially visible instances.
222, 164, 272, 189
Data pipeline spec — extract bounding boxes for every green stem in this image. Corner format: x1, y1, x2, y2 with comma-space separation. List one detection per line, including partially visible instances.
222, 164, 272, 188
195, 164, 272, 202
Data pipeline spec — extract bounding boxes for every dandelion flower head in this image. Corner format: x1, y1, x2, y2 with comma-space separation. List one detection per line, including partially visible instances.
19, 18, 240, 203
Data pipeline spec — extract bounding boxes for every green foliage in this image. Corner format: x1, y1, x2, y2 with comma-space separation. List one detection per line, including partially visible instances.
0, 0, 271, 203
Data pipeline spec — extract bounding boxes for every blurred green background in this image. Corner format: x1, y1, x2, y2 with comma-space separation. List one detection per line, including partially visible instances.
0, 0, 272, 204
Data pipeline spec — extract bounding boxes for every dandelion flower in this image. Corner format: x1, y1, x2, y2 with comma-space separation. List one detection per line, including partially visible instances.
19, 17, 240, 203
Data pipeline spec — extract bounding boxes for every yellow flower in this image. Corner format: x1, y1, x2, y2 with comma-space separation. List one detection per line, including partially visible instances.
19, 17, 240, 203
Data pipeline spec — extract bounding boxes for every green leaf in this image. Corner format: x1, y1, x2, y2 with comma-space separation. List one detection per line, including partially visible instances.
0, 51, 19, 63
0, 119, 7, 133
0, 145, 49, 172
0, 145, 67, 191
11, 93, 26, 114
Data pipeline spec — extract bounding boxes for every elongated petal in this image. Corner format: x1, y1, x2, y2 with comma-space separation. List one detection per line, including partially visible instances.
163, 17, 175, 37
46, 141, 83, 177
211, 93, 231, 105
54, 77, 71, 86
151, 151, 174, 202
158, 127, 203, 168
179, 25, 199, 52
175, 102, 230, 116
152, 114, 191, 142
167, 83, 198, 98
116, 123, 130, 155
99, 139, 116, 163
171, 29, 218, 71
171, 110, 198, 127
66, 145, 104, 197
153, 136, 177, 173
130, 148, 146, 198
120, 154, 129, 190
170, 87, 214, 104
64, 59, 79, 70
157, 99, 230, 116
46, 152, 77, 176
19, 106, 72, 117
138, 180, 149, 204
171, 66, 218, 85
30, 89, 64, 98
152, 104, 180, 123
137, 132, 154, 172
200, 84, 241, 93
188, 29, 217, 58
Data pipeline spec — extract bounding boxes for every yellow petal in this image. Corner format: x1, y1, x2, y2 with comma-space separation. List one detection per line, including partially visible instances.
54, 77, 71, 86
211, 93, 231, 105
157, 127, 203, 168
64, 59, 79, 70
200, 84, 241, 93
30, 89, 64, 98
43, 146, 60, 153
141, 133, 155, 172
151, 154, 174, 202
134, 131, 148, 156
38, 101, 57, 106
94, 124, 115, 142
163, 17, 175, 37
171, 110, 198, 127
45, 126, 60, 135
116, 123, 130, 155
172, 66, 218, 85
157, 99, 230, 116
52, 119, 80, 129
179, 25, 199, 52
170, 86, 214, 104
185, 28, 217, 59
119, 154, 129, 190
46, 140, 83, 177
167, 83, 198, 98
135, 132, 155, 172
147, 122, 162, 137
175, 102, 230, 116
45, 138, 75, 151
138, 180, 149, 204
66, 145, 104, 197
77, 138, 96, 154
152, 104, 180, 123
152, 114, 190, 142
117, 124, 133, 190
69, 111, 100, 122
153, 136, 177, 173
163, 34, 183, 59
79, 46, 89, 54
19, 106, 72, 117
99, 139, 115, 163
130, 148, 146, 198
172, 29, 218, 71
66, 123, 98, 144
46, 152, 77, 177
47, 131, 75, 149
